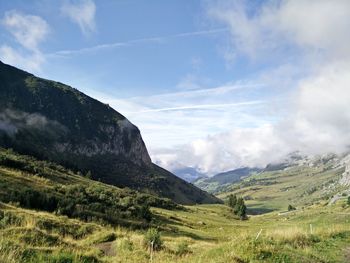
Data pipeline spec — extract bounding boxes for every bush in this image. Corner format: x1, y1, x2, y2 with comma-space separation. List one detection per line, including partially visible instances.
348, 196, 350, 205
288, 205, 296, 211
175, 241, 191, 256
143, 228, 162, 251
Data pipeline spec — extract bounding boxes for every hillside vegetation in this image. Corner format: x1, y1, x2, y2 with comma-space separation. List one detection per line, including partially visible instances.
0, 148, 178, 226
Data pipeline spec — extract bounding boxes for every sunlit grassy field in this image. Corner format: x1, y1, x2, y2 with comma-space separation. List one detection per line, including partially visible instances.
1, 199, 350, 263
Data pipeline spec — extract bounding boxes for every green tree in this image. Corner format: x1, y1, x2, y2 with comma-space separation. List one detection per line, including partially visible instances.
234, 197, 247, 220
347, 196, 350, 205
228, 194, 237, 208
288, 204, 296, 211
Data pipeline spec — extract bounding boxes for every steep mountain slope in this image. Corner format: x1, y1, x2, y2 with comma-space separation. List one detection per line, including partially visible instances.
0, 61, 219, 205
194, 167, 261, 193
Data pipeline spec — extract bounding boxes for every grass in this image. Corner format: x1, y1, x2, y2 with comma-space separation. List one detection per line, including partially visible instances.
1, 199, 350, 262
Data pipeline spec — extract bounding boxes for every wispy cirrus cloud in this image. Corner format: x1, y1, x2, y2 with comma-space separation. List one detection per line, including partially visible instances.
130, 101, 263, 114
87, 82, 272, 153
49, 28, 228, 57
61, 0, 96, 36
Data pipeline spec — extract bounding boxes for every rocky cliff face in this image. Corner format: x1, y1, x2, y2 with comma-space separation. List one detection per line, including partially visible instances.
52, 119, 152, 167
0, 61, 220, 205
338, 154, 350, 186
0, 60, 151, 170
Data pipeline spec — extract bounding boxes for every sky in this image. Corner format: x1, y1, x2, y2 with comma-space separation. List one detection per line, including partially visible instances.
1, 0, 350, 175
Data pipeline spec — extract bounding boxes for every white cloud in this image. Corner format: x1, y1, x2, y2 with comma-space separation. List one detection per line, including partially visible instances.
150, 0, 350, 174
2, 10, 50, 51
154, 124, 289, 175
291, 61, 350, 154
0, 10, 49, 72
0, 45, 44, 72
61, 0, 96, 36
207, 0, 350, 60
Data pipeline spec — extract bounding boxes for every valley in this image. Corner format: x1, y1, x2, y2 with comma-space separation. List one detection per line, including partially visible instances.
0, 62, 349, 262
1, 147, 350, 262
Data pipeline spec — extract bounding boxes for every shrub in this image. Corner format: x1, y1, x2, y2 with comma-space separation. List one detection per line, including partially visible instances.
175, 241, 191, 256
288, 205, 296, 211
137, 204, 152, 222
143, 228, 162, 251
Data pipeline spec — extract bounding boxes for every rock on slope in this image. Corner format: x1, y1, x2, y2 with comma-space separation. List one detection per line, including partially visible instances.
0, 61, 220, 205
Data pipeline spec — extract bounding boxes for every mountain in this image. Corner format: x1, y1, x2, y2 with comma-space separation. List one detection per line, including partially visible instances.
0, 61, 220, 205
172, 166, 207, 182
218, 153, 350, 213
194, 167, 261, 193
263, 152, 311, 171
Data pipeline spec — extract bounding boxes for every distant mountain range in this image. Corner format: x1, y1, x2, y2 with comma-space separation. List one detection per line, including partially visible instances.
194, 151, 350, 195
194, 167, 262, 193
172, 166, 207, 182
0, 61, 220, 205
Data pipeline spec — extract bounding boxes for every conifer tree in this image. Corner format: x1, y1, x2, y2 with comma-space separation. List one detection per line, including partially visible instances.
228, 194, 237, 208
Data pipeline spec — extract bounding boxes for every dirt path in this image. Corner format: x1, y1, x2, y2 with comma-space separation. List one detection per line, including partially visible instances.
95, 241, 116, 257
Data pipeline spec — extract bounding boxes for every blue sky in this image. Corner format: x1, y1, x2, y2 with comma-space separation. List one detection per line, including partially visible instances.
1, 0, 253, 96
1, 0, 350, 175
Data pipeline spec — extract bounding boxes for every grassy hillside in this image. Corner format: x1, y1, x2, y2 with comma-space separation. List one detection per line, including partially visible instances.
0, 148, 180, 226
218, 163, 347, 213
1, 200, 350, 262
